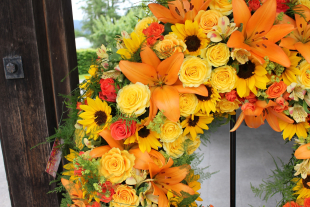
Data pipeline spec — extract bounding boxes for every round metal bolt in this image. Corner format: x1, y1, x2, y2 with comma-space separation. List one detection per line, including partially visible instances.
6, 62, 16, 73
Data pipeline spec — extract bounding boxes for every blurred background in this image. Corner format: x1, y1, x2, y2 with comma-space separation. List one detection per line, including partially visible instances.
0, 1, 296, 206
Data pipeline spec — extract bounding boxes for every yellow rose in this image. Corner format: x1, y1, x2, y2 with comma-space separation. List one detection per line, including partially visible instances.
112, 185, 139, 207
179, 93, 198, 117
187, 135, 201, 155
154, 33, 187, 59
217, 98, 240, 113
163, 135, 186, 159
210, 0, 233, 16
117, 82, 151, 116
297, 60, 310, 89
298, 0, 310, 9
135, 17, 158, 34
202, 43, 230, 67
179, 56, 212, 87
231, 48, 251, 65
160, 119, 183, 143
194, 10, 222, 34
99, 148, 135, 184
211, 65, 237, 93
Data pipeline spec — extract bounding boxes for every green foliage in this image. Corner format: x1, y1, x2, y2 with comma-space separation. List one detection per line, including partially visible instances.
251, 154, 297, 207
81, 0, 123, 35
88, 8, 147, 48
75, 29, 86, 38
60, 192, 73, 207
178, 191, 200, 206
76, 49, 98, 74
147, 111, 166, 134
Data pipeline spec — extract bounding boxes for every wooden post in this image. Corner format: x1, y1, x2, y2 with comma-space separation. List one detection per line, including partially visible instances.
0, 0, 79, 206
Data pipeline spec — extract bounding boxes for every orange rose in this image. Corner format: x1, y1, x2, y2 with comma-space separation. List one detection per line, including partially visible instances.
241, 103, 255, 111
111, 185, 139, 207
99, 148, 135, 184
266, 81, 287, 99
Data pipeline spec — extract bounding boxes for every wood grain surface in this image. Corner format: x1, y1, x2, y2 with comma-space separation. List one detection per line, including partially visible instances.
0, 0, 79, 206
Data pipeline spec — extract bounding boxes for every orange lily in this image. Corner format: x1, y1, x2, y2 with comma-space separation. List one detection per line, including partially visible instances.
90, 128, 166, 170
61, 178, 86, 207
148, 0, 213, 24
295, 143, 310, 159
149, 158, 195, 207
227, 0, 295, 67
230, 100, 294, 132
119, 46, 208, 123
280, 5, 310, 63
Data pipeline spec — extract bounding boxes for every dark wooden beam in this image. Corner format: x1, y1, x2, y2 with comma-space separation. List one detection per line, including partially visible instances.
0, 0, 79, 206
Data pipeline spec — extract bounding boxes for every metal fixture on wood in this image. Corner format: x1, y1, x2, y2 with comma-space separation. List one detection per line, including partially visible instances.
3, 56, 24, 79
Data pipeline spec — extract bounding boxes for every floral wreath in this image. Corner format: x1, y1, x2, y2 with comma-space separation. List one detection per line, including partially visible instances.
46, 0, 310, 206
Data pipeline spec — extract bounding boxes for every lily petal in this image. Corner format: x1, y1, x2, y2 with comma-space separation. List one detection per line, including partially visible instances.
128, 148, 153, 170
152, 86, 180, 122
295, 42, 310, 63
246, 0, 276, 39
280, 37, 298, 50
152, 182, 168, 207
157, 52, 184, 85
168, 1, 185, 20
265, 24, 296, 43
89, 145, 111, 158
244, 115, 265, 128
232, 0, 251, 34
294, 5, 310, 35
148, 3, 182, 24
266, 109, 281, 132
269, 108, 294, 124
119, 61, 157, 85
230, 112, 245, 132
227, 31, 252, 51
140, 45, 161, 69
173, 84, 208, 96
99, 128, 124, 150
155, 165, 190, 185
251, 40, 291, 67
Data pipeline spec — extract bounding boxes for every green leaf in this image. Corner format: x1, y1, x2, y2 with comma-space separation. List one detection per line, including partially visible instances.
237, 23, 243, 32
163, 23, 173, 35
303, 101, 310, 114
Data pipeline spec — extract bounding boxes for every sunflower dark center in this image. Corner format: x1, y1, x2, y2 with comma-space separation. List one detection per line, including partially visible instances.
185, 35, 201, 52
196, 86, 212, 101
94, 111, 107, 126
188, 116, 200, 127
138, 126, 150, 138
237, 62, 256, 79
302, 175, 310, 189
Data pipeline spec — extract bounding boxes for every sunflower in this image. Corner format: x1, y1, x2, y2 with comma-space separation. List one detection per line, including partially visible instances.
281, 48, 302, 86
124, 118, 162, 153
78, 97, 112, 140
181, 113, 214, 140
79, 65, 98, 98
292, 176, 310, 204
195, 83, 221, 115
116, 31, 145, 59
185, 169, 203, 204
235, 59, 269, 97
63, 149, 79, 181
279, 119, 309, 140
171, 20, 210, 56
